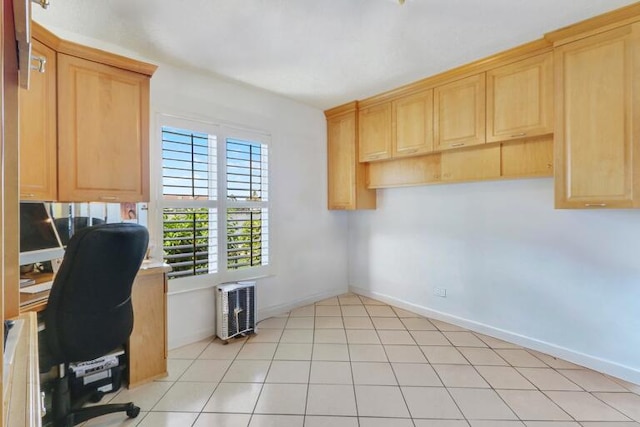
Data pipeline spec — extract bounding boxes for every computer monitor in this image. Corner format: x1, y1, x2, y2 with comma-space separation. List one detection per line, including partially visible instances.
19, 202, 65, 266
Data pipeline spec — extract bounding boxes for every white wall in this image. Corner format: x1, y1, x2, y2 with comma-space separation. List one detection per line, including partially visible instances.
150, 64, 350, 348
349, 177, 640, 384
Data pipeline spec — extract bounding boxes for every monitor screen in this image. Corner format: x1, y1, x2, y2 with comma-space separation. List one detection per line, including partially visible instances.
19, 202, 65, 266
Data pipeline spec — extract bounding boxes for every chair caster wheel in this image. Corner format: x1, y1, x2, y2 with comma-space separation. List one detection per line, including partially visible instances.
126, 405, 141, 418
89, 391, 104, 403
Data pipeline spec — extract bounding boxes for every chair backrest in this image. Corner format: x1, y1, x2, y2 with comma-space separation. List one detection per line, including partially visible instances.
43, 223, 149, 365
54, 216, 106, 246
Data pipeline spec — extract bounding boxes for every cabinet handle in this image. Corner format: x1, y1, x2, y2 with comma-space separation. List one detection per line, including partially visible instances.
31, 0, 50, 9
450, 143, 465, 147
584, 203, 607, 207
331, 206, 347, 210
30, 55, 46, 73
22, 193, 35, 198
510, 132, 527, 138
99, 196, 118, 201
41, 391, 47, 416
404, 148, 418, 154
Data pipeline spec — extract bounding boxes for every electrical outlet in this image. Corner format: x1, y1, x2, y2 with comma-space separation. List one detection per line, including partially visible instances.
434, 287, 447, 298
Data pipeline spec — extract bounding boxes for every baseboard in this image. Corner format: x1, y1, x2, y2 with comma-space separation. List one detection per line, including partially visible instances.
258, 287, 347, 321
168, 327, 215, 350
350, 285, 640, 385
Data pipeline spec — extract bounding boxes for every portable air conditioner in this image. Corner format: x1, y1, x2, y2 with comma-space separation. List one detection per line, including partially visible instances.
216, 281, 257, 342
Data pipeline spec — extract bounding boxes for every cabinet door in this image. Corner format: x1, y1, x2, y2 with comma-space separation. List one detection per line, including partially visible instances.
327, 111, 376, 210
555, 25, 640, 208
487, 52, 553, 143
434, 74, 486, 150
57, 54, 150, 202
358, 102, 392, 162
392, 89, 434, 158
19, 39, 57, 201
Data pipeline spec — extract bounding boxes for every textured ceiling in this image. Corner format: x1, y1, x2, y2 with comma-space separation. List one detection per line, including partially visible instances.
33, 0, 638, 110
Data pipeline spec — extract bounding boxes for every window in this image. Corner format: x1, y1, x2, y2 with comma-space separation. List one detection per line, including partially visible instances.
160, 121, 269, 281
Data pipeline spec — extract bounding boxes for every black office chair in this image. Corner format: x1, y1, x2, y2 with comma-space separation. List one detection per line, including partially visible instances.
39, 223, 149, 427
53, 216, 106, 246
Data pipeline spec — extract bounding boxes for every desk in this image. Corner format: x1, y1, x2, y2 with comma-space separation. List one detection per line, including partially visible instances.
18, 262, 170, 389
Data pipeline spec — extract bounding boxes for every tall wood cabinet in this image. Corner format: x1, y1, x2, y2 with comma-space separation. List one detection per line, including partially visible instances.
326, 103, 376, 210
19, 39, 57, 201
554, 24, 640, 208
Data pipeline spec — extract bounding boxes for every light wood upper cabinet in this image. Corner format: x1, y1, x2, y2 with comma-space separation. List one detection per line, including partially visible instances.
487, 52, 553, 142
358, 102, 392, 162
57, 54, 151, 202
19, 39, 57, 201
554, 24, 640, 208
434, 74, 486, 150
392, 89, 434, 158
327, 104, 376, 210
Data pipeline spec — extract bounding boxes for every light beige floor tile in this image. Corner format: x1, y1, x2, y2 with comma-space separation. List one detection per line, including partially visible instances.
236, 343, 278, 360
469, 422, 524, 427
496, 389, 572, 421
360, 417, 415, 427
433, 364, 490, 388
384, 345, 427, 363
392, 307, 421, 318
579, 423, 640, 427
290, 305, 315, 317
314, 329, 347, 344
192, 413, 251, 427
156, 358, 192, 381
274, 343, 313, 360
168, 338, 212, 359
496, 349, 548, 367
258, 317, 288, 330
312, 343, 350, 361
310, 361, 353, 384
280, 329, 314, 344
343, 317, 374, 329
448, 388, 518, 420
377, 330, 415, 345
199, 338, 246, 359
359, 297, 386, 306
265, 360, 311, 383
222, 360, 270, 383
429, 319, 468, 332
286, 317, 315, 329
316, 297, 339, 306
371, 317, 406, 330
559, 370, 628, 392
517, 368, 582, 391
527, 350, 582, 369
474, 333, 521, 349
306, 384, 358, 416
410, 330, 451, 346
305, 415, 358, 427
413, 421, 470, 427
443, 332, 487, 347
109, 381, 173, 411
401, 386, 463, 419
594, 392, 640, 421
338, 295, 364, 306
248, 414, 304, 427
351, 362, 397, 385
248, 329, 283, 343
254, 383, 308, 415
341, 306, 369, 317
316, 306, 342, 317
315, 317, 344, 329
346, 330, 381, 344
475, 365, 536, 390
524, 422, 580, 427
152, 381, 217, 412
401, 317, 437, 330
605, 376, 640, 394
348, 344, 388, 362
458, 347, 508, 366
365, 305, 397, 317
179, 359, 232, 382
544, 391, 631, 421
202, 382, 262, 413
354, 385, 410, 418
137, 412, 198, 427
392, 362, 442, 386
421, 345, 469, 365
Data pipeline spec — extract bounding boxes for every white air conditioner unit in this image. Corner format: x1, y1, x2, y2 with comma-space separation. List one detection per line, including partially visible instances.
216, 281, 257, 342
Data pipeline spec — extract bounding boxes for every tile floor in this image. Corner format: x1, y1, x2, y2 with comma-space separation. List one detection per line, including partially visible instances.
83, 293, 640, 427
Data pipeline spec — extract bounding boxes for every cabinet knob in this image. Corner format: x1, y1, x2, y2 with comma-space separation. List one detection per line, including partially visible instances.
30, 55, 46, 73
31, 0, 49, 9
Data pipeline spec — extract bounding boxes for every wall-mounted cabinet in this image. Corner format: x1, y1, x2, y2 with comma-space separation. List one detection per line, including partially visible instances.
487, 52, 553, 143
434, 74, 486, 151
358, 102, 392, 162
554, 24, 640, 208
392, 89, 434, 158
327, 103, 376, 210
